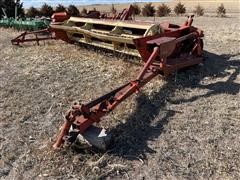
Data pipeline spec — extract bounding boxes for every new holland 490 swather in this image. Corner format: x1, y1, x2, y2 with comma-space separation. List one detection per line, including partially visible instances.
53, 16, 203, 149
12, 12, 204, 150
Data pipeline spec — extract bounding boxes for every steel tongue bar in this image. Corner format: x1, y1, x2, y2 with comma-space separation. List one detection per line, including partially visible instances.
11, 28, 55, 46
53, 46, 161, 149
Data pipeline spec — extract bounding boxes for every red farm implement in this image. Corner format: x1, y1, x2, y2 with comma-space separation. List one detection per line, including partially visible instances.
10, 9, 204, 149
11, 28, 54, 45
11, 12, 70, 46
82, 5, 134, 20
51, 15, 204, 149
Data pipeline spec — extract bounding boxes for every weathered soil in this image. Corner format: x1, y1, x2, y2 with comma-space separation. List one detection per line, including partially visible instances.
0, 15, 240, 179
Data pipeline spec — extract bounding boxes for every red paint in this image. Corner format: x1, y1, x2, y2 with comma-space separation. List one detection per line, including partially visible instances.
53, 16, 204, 148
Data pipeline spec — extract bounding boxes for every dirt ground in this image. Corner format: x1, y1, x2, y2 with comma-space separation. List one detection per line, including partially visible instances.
0, 15, 240, 179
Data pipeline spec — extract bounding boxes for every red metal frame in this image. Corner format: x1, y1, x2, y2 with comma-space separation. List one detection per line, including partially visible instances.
11, 28, 55, 45
113, 5, 134, 20
53, 17, 204, 148
11, 12, 70, 46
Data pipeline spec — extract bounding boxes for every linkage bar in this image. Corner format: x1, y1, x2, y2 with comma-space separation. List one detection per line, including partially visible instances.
11, 28, 55, 45
53, 47, 160, 149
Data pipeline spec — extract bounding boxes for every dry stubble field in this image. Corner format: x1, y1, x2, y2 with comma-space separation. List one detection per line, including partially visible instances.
83, 0, 239, 14
0, 14, 240, 180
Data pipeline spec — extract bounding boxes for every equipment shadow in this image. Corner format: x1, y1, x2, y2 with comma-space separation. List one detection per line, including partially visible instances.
107, 50, 240, 159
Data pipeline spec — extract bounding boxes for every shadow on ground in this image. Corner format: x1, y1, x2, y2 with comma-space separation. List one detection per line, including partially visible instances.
107, 51, 240, 159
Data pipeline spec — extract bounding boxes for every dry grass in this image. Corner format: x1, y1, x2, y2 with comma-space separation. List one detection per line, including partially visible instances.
0, 15, 240, 179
